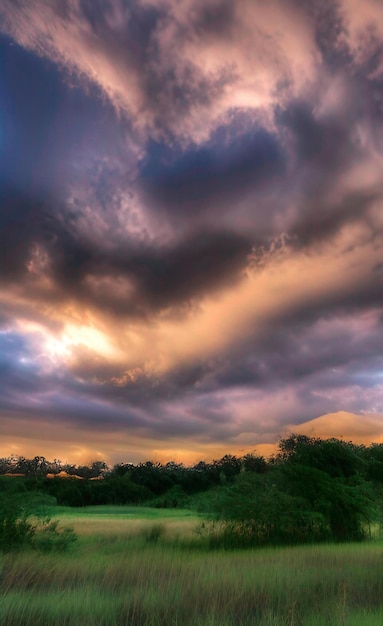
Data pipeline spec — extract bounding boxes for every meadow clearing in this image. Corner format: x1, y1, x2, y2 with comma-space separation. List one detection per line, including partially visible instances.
1, 506, 383, 625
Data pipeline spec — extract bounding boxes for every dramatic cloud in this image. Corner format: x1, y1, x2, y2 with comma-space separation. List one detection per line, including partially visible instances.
1, 0, 383, 463
0, 0, 320, 142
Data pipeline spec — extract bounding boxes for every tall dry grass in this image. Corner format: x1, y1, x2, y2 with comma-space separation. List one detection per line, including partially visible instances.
1, 507, 383, 625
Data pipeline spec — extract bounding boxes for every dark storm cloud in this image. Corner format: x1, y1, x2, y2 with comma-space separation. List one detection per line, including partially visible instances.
293, 187, 381, 247
0, 181, 251, 316
278, 101, 351, 170
0, 185, 252, 328
36, 221, 251, 316
0, 186, 46, 281
124, 229, 251, 310
203, 313, 383, 392
139, 128, 286, 221
275, 98, 383, 246
0, 26, 255, 317
0, 33, 130, 286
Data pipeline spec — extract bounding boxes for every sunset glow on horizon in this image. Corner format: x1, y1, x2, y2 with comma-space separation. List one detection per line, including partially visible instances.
1, 0, 383, 465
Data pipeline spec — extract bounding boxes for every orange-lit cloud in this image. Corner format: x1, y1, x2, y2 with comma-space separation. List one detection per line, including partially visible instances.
4, 217, 382, 381
285, 411, 383, 446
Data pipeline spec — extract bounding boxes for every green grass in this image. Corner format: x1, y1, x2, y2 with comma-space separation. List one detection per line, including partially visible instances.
49, 504, 195, 519
1, 505, 383, 625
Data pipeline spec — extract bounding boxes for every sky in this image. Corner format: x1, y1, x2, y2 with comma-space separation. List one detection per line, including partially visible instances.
1, 0, 383, 466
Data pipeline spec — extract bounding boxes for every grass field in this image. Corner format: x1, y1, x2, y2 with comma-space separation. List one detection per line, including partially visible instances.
1, 505, 383, 625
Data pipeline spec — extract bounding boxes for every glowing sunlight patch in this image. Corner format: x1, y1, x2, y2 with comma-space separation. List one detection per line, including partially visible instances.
43, 324, 121, 364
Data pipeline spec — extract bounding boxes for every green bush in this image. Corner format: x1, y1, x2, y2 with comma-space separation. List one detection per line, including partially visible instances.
200, 456, 377, 547
0, 479, 77, 552
0, 489, 40, 550
148, 485, 189, 509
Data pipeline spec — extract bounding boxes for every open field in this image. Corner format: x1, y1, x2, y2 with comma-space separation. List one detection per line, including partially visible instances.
1, 506, 383, 625
53, 505, 200, 540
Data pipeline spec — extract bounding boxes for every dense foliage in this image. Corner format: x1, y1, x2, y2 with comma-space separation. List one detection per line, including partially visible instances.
0, 477, 77, 552
1, 436, 383, 546
202, 437, 377, 546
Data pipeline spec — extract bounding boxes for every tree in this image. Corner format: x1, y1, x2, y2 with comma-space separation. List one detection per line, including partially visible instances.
203, 436, 377, 546
203, 469, 329, 547
282, 462, 374, 541
242, 453, 268, 474
276, 435, 365, 478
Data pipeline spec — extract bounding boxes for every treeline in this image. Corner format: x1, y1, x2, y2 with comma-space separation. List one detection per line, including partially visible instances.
0, 456, 109, 479
0, 453, 267, 507
2, 436, 383, 544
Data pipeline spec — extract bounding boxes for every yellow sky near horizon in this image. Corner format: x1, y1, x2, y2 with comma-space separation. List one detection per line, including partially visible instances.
1, 411, 383, 467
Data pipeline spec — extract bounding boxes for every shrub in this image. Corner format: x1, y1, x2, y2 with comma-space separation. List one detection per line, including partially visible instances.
200, 445, 378, 547
0, 488, 40, 550
0, 479, 77, 552
148, 485, 189, 508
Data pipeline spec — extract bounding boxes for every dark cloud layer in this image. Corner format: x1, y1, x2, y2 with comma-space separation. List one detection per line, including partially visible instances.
140, 128, 285, 221
1, 0, 383, 462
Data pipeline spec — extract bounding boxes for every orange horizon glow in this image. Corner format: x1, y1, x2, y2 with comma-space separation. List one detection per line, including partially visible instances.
1, 411, 383, 467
